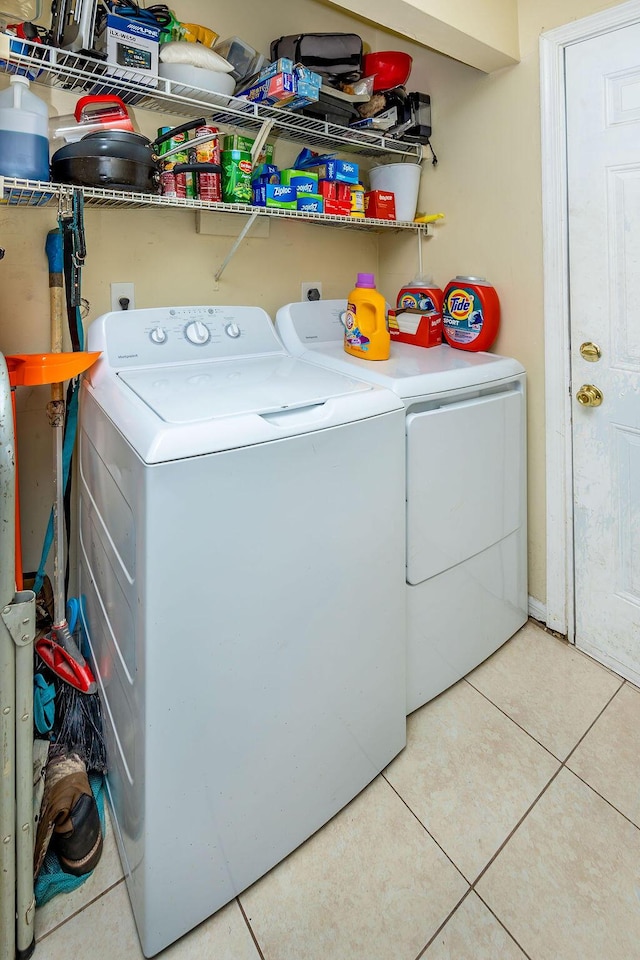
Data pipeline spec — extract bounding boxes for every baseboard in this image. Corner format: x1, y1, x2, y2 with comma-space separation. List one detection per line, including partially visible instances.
528, 596, 547, 624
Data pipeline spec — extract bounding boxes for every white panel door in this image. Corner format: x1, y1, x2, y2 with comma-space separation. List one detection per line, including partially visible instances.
566, 23, 640, 683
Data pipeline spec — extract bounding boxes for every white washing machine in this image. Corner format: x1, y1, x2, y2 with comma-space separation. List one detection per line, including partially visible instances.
276, 300, 528, 714
77, 305, 407, 957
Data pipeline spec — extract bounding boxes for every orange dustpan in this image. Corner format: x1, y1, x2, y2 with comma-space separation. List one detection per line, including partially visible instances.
6, 351, 100, 590
6, 351, 101, 386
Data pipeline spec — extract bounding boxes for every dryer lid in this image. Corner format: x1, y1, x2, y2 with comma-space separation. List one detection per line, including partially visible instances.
276, 300, 525, 398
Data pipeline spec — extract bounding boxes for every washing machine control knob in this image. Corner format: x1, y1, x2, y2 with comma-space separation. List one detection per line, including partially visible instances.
225, 322, 241, 339
149, 326, 167, 345
185, 320, 210, 345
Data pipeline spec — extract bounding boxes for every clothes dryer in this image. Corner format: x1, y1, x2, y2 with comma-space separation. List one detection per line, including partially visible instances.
77, 305, 406, 956
276, 299, 528, 714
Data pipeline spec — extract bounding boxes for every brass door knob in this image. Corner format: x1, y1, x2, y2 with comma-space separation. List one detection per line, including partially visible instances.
576, 384, 603, 406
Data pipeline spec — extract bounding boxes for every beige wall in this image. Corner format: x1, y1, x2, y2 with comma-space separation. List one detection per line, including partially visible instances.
327, 0, 520, 71
0, 0, 627, 602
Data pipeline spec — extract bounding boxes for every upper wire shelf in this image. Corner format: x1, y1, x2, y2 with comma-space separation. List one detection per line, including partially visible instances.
0, 36, 424, 160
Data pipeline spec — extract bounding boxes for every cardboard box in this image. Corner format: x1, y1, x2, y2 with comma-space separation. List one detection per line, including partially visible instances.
365, 190, 396, 220
265, 183, 297, 208
252, 163, 279, 181
297, 194, 324, 213
323, 198, 352, 217
318, 179, 351, 202
313, 158, 359, 184
237, 71, 297, 106
280, 170, 318, 194
389, 309, 443, 348
97, 13, 159, 88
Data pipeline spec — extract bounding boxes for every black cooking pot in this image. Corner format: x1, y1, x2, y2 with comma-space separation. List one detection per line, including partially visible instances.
50, 117, 220, 193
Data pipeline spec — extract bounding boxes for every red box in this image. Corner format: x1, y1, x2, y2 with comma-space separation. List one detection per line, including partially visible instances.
318, 179, 351, 202
365, 190, 396, 220
389, 309, 443, 348
324, 198, 352, 216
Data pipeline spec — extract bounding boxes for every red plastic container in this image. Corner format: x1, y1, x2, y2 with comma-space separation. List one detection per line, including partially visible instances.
362, 51, 412, 92
442, 276, 500, 351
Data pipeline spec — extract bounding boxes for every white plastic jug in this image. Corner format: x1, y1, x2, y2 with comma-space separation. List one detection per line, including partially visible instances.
0, 76, 49, 181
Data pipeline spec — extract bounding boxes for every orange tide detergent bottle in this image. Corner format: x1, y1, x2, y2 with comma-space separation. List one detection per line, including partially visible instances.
442, 276, 500, 352
343, 272, 390, 360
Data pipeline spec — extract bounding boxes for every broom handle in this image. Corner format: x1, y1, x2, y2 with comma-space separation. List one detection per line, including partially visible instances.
46, 229, 67, 628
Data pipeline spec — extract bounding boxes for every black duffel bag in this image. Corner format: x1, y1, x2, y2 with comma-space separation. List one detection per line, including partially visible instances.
270, 32, 363, 84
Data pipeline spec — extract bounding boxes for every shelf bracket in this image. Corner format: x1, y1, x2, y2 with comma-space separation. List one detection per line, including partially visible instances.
250, 119, 276, 164
214, 210, 260, 283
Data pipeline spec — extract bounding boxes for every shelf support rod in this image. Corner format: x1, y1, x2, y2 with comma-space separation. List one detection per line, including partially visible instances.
214, 211, 260, 282
250, 119, 276, 164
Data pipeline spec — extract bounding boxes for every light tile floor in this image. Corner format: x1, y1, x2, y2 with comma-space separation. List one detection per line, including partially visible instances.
34, 620, 640, 960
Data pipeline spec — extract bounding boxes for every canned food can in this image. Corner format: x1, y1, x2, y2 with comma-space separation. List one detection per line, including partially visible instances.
174, 173, 187, 198
198, 172, 222, 202
195, 125, 220, 165
160, 170, 177, 197
163, 148, 188, 172
221, 149, 252, 204
185, 175, 197, 199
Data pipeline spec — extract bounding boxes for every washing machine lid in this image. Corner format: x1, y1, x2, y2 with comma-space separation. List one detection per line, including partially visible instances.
119, 355, 373, 423
92, 355, 402, 463
276, 300, 525, 398
83, 304, 403, 463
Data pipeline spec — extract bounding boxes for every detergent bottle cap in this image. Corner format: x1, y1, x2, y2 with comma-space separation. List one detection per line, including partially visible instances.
405, 273, 436, 287
356, 272, 376, 288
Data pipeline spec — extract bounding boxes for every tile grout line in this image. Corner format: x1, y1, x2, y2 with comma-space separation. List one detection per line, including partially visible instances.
411, 888, 473, 960
417, 885, 535, 960
463, 677, 576, 763
396, 676, 635, 958
467, 764, 565, 889
381, 771, 471, 886
472, 891, 536, 960
467, 677, 632, 895
237, 895, 267, 960
35, 875, 126, 944
467, 678, 627, 889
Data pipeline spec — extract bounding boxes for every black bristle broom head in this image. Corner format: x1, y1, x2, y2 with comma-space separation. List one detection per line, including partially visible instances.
53, 682, 108, 775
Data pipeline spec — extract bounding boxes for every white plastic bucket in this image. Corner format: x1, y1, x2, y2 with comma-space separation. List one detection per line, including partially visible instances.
369, 162, 421, 222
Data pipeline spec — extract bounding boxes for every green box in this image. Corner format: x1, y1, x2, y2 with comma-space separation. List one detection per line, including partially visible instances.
280, 168, 318, 187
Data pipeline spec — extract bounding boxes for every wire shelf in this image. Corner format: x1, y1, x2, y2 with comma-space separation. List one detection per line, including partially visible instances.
0, 177, 429, 234
0, 37, 423, 160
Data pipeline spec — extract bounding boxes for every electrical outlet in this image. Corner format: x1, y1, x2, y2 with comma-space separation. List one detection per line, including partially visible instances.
111, 282, 135, 312
301, 281, 322, 302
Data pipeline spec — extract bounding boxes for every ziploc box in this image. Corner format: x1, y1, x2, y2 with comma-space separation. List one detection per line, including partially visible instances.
280, 169, 318, 193
297, 194, 324, 213
313, 159, 359, 184
256, 58, 295, 81
265, 183, 297, 208
99, 13, 159, 87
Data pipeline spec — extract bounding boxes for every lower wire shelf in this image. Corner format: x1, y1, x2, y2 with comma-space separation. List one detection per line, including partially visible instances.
0, 177, 430, 233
